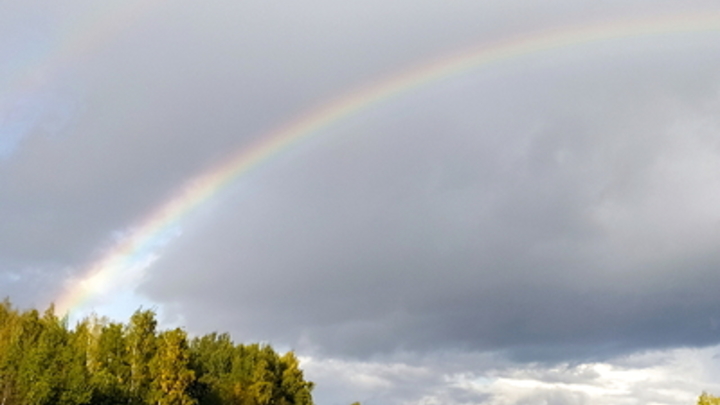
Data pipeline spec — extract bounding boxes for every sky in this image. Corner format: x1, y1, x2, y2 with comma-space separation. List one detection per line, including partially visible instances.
3, 0, 720, 404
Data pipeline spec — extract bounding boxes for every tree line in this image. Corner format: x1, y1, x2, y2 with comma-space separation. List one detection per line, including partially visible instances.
0, 298, 315, 405
700, 393, 720, 404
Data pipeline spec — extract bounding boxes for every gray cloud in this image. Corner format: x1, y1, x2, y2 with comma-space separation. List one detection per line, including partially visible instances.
301, 346, 720, 404
4, 0, 720, 403
145, 33, 720, 360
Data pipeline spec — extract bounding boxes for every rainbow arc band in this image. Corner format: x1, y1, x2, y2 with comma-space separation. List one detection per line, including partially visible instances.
55, 13, 720, 315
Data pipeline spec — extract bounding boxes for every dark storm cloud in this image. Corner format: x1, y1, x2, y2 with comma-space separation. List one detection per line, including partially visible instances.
3, 3, 720, 404
144, 28, 720, 362
0, 0, 534, 270
0, 0, 519, 302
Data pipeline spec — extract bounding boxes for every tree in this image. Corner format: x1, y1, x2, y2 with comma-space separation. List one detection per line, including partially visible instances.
126, 309, 158, 405
699, 392, 720, 405
90, 321, 131, 405
0, 299, 316, 405
277, 352, 314, 405
149, 328, 196, 405
0, 299, 20, 405
189, 333, 234, 405
17, 307, 58, 405
58, 323, 92, 405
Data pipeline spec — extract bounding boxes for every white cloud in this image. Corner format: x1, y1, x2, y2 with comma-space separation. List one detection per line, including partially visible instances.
303, 346, 720, 405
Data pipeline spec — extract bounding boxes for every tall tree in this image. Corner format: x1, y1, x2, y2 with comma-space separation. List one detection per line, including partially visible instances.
189, 333, 234, 405
699, 392, 720, 405
277, 352, 314, 405
126, 310, 158, 405
0, 299, 20, 405
149, 328, 196, 405
15, 308, 51, 404
0, 299, 316, 405
19, 306, 67, 405
58, 323, 92, 405
90, 322, 131, 405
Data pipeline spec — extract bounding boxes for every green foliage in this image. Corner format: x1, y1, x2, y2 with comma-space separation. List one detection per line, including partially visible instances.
0, 298, 316, 405
699, 392, 720, 405
89, 320, 131, 405
150, 328, 196, 405
127, 309, 158, 405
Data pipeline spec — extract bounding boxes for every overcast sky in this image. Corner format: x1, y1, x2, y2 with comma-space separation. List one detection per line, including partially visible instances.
3, 1, 720, 404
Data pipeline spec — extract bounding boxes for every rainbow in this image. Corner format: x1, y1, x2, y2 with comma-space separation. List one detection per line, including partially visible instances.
54, 12, 720, 315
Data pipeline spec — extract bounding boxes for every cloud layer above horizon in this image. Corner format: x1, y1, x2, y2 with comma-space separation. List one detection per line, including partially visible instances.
3, 0, 720, 403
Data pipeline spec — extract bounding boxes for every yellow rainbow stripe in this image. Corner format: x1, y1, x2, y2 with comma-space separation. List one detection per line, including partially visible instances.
55, 12, 720, 315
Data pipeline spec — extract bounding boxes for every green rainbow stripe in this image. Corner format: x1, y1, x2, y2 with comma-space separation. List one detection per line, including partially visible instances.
55, 12, 720, 315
